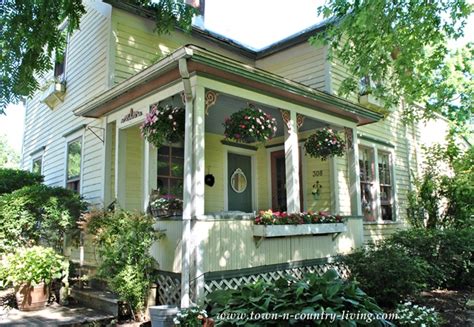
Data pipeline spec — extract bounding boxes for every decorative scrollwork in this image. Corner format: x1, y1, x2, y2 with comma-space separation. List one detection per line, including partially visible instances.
205, 90, 218, 115
344, 127, 353, 149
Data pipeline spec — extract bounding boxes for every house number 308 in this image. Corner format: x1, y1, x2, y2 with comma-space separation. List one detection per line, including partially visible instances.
312, 170, 323, 177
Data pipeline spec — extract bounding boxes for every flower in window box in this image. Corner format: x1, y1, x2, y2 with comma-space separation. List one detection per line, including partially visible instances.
140, 104, 185, 148
304, 128, 346, 160
223, 106, 277, 144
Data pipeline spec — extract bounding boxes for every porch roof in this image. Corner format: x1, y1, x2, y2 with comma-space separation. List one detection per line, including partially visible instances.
74, 45, 383, 125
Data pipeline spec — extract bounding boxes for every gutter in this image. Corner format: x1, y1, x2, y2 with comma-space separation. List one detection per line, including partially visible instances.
179, 58, 193, 309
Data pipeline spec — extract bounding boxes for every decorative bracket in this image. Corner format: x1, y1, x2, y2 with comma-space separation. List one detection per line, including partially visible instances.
86, 126, 105, 144
205, 90, 218, 115
280, 110, 305, 130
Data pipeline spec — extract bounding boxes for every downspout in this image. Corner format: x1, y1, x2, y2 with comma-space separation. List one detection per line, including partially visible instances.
179, 57, 194, 309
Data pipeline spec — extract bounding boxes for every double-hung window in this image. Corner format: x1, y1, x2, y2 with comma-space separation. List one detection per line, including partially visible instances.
32, 157, 43, 175
66, 138, 82, 192
359, 145, 395, 222
157, 145, 184, 198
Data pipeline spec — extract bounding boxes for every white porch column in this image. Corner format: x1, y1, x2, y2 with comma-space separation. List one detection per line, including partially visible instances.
114, 125, 126, 208
347, 128, 362, 216
284, 110, 301, 213
142, 140, 151, 211
191, 85, 206, 303
181, 94, 194, 309
192, 85, 206, 217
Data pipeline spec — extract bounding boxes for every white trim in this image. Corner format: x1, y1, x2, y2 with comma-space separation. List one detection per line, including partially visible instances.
357, 139, 398, 223
196, 76, 357, 129
63, 129, 85, 194
329, 156, 340, 214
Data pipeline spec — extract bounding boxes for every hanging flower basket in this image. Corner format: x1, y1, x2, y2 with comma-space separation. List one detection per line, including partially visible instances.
304, 128, 346, 161
140, 104, 185, 148
223, 106, 277, 144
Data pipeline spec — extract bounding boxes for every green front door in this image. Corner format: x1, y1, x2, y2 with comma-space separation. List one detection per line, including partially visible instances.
228, 153, 252, 212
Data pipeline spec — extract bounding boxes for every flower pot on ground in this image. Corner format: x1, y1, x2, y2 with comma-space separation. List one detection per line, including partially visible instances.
304, 127, 346, 160
0, 246, 66, 311
223, 106, 277, 144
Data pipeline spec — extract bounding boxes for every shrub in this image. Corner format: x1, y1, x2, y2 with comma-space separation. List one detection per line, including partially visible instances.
395, 302, 441, 327
0, 168, 43, 195
174, 307, 209, 326
0, 246, 66, 287
207, 270, 391, 326
0, 184, 86, 254
81, 209, 163, 318
386, 228, 474, 289
344, 244, 430, 308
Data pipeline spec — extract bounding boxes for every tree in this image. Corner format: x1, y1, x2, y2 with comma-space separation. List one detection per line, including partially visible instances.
0, 135, 20, 168
0, 0, 197, 113
312, 0, 473, 131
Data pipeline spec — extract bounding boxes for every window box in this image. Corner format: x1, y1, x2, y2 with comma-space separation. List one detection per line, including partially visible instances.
40, 81, 66, 109
359, 94, 384, 111
253, 223, 347, 238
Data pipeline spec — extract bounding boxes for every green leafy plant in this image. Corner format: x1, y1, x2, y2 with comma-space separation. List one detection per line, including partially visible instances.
0, 246, 66, 288
385, 228, 474, 290
255, 210, 344, 225
395, 302, 441, 327
80, 209, 163, 319
140, 104, 185, 148
0, 184, 86, 254
0, 168, 43, 195
304, 128, 346, 160
174, 306, 209, 326
344, 243, 430, 308
223, 106, 277, 144
207, 270, 392, 326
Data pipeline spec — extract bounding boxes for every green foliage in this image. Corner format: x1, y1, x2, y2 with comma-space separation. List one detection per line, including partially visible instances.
304, 128, 345, 160
174, 307, 209, 326
141, 105, 185, 148
207, 270, 392, 326
0, 168, 43, 195
1, 0, 197, 112
0, 184, 85, 254
385, 228, 474, 290
344, 244, 429, 308
312, 0, 473, 130
0, 136, 20, 169
223, 106, 277, 144
442, 146, 474, 229
81, 209, 163, 315
395, 302, 441, 327
0, 246, 66, 287
407, 144, 474, 229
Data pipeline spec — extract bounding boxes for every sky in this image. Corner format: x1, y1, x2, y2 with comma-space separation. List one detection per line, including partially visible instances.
1, 1, 473, 157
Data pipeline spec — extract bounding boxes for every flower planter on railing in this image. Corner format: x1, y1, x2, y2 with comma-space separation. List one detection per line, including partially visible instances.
253, 223, 347, 238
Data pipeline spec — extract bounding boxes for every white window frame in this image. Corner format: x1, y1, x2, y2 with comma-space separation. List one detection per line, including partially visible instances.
31, 156, 43, 175
64, 130, 84, 194
358, 141, 397, 223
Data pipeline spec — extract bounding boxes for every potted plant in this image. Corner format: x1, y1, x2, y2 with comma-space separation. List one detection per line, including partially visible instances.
0, 246, 66, 311
223, 106, 277, 144
149, 195, 183, 218
304, 127, 346, 160
140, 104, 185, 148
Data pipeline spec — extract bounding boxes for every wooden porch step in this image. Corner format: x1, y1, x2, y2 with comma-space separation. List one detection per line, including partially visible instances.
70, 288, 120, 317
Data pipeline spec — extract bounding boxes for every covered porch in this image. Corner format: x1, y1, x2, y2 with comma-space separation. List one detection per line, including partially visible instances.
74, 45, 382, 306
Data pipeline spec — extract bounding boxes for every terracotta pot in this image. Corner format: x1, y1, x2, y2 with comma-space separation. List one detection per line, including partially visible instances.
15, 282, 49, 311
203, 318, 215, 327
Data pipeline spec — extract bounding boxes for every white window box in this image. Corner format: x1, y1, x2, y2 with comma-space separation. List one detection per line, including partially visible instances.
40, 81, 66, 109
253, 223, 347, 238
359, 94, 385, 111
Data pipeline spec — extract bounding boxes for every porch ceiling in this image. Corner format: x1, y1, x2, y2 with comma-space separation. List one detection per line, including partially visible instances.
205, 94, 326, 137
74, 45, 383, 126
